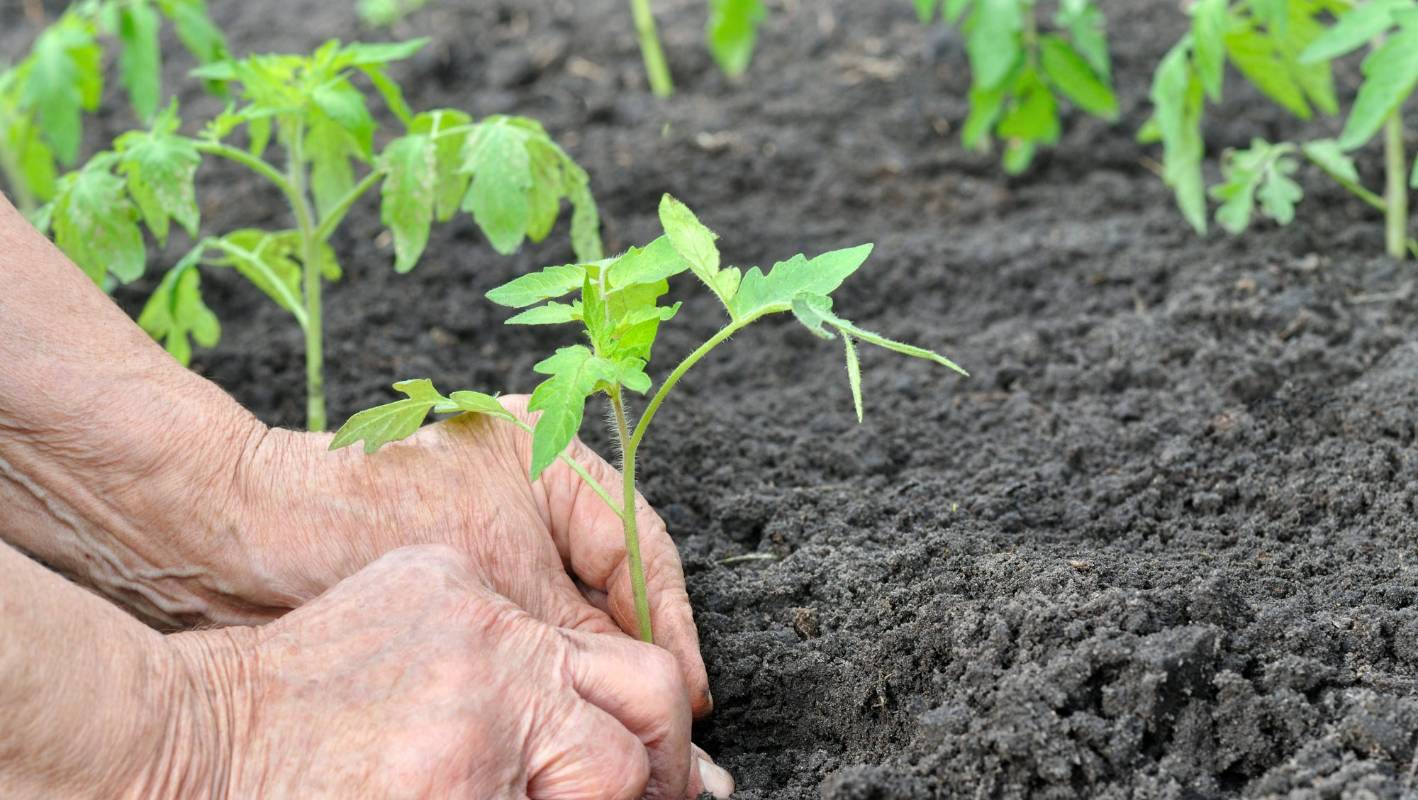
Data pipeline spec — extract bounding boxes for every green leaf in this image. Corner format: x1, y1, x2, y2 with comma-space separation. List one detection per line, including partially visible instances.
843, 333, 863, 423
487, 263, 589, 307
1039, 35, 1118, 120
527, 345, 616, 480
137, 253, 220, 365
1056, 0, 1111, 79
1300, 0, 1407, 63
338, 39, 430, 67
658, 194, 726, 299
116, 105, 202, 246
1225, 24, 1312, 119
566, 166, 604, 262
962, 69, 1013, 150
306, 111, 358, 220
1150, 38, 1208, 234
207, 229, 305, 317
359, 64, 413, 125
410, 110, 474, 221
825, 311, 968, 376
964, 0, 1024, 90
27, 21, 102, 164
997, 70, 1060, 144
159, 0, 230, 76
329, 379, 448, 454
116, 0, 162, 122
1190, 0, 1227, 101
732, 243, 874, 319
51, 157, 146, 285
1301, 138, 1360, 184
312, 78, 376, 158
380, 134, 436, 273
506, 301, 583, 325
707, 0, 767, 77
1211, 138, 1303, 233
440, 390, 516, 421
1338, 23, 1418, 149
608, 235, 688, 288
461, 119, 533, 254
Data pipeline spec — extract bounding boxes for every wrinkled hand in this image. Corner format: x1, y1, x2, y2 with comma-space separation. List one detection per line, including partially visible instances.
167, 546, 733, 798
231, 396, 713, 719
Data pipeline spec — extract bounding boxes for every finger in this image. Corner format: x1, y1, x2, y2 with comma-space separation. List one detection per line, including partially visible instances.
525, 697, 650, 800
542, 438, 713, 718
561, 629, 696, 799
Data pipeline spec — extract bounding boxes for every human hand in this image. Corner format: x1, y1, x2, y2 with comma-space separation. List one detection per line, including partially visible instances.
166, 545, 733, 799
228, 396, 713, 720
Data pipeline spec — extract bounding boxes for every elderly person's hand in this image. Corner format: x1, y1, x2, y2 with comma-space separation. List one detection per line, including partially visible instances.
170, 545, 730, 798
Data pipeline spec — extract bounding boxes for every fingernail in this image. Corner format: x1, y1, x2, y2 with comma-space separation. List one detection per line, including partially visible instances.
697, 756, 735, 799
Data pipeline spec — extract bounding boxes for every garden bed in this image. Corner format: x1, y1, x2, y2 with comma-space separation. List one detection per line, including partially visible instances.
17, 0, 1418, 795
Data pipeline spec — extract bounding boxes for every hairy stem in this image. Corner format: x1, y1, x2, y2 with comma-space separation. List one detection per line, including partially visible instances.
195, 142, 301, 206
611, 389, 653, 642
629, 0, 674, 97
1385, 110, 1409, 260
285, 123, 327, 432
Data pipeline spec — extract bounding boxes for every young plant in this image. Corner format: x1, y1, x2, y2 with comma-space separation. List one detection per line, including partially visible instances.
43, 39, 603, 432
916, 0, 1118, 174
331, 194, 968, 642
707, 0, 768, 79
0, 0, 227, 217
356, 0, 432, 28
1147, 0, 1416, 258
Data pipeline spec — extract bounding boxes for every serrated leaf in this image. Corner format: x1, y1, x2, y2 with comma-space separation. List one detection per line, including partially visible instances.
1225, 25, 1312, 119
1211, 138, 1303, 233
462, 119, 533, 254
790, 292, 836, 339
567, 168, 603, 262
506, 301, 583, 325
823, 311, 969, 376
137, 251, 219, 365
27, 22, 101, 164
312, 78, 376, 158
1039, 35, 1118, 120
359, 64, 412, 125
707, 0, 767, 77
1301, 139, 1360, 184
51, 157, 146, 285
527, 345, 617, 480
159, 0, 230, 77
659, 194, 723, 293
337, 39, 430, 67
997, 70, 1060, 145
410, 110, 474, 221
487, 263, 589, 308
1300, 0, 1406, 64
732, 243, 874, 319
1190, 0, 1227, 100
306, 112, 358, 220
964, 0, 1024, 90
608, 235, 688, 288
116, 0, 162, 122
1056, 0, 1111, 79
329, 379, 449, 454
1151, 38, 1208, 233
380, 134, 436, 273
116, 105, 201, 246
1338, 24, 1418, 149
208, 229, 305, 317
442, 391, 516, 421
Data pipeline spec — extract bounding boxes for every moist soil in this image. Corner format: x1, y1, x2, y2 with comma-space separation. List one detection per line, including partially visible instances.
8, 0, 1418, 796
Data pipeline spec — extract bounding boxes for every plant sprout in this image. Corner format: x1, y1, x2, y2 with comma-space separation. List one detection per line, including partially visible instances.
42, 39, 603, 431
331, 194, 968, 642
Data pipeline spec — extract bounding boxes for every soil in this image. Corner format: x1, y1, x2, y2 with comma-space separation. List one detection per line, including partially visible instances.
7, 0, 1418, 796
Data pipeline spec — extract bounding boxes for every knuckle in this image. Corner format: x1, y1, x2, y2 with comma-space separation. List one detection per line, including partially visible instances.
639, 645, 687, 701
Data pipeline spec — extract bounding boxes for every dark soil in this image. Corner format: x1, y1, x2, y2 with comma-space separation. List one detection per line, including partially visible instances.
8, 0, 1418, 796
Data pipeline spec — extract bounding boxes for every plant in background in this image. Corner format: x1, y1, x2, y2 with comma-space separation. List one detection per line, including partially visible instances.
1147, 0, 1417, 259
332, 194, 968, 642
43, 39, 603, 432
915, 0, 1118, 174
356, 0, 432, 27
0, 0, 227, 217
707, 0, 768, 79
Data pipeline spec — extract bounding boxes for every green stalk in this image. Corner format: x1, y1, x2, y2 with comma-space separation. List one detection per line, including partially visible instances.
629, 0, 674, 97
285, 122, 327, 432
611, 388, 653, 642
0, 146, 37, 218
1384, 109, 1408, 260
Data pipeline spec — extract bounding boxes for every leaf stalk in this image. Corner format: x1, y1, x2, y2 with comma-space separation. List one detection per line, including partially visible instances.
629, 0, 675, 97
1384, 110, 1409, 260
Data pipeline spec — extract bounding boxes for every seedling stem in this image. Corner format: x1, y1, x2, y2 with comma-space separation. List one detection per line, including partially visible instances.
1385, 110, 1408, 261
630, 0, 675, 97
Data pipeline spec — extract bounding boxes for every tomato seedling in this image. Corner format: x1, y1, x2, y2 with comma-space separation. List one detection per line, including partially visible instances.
331, 194, 968, 642
0, 0, 227, 217
1147, 0, 1416, 258
707, 0, 768, 79
41, 39, 604, 432
916, 0, 1118, 174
